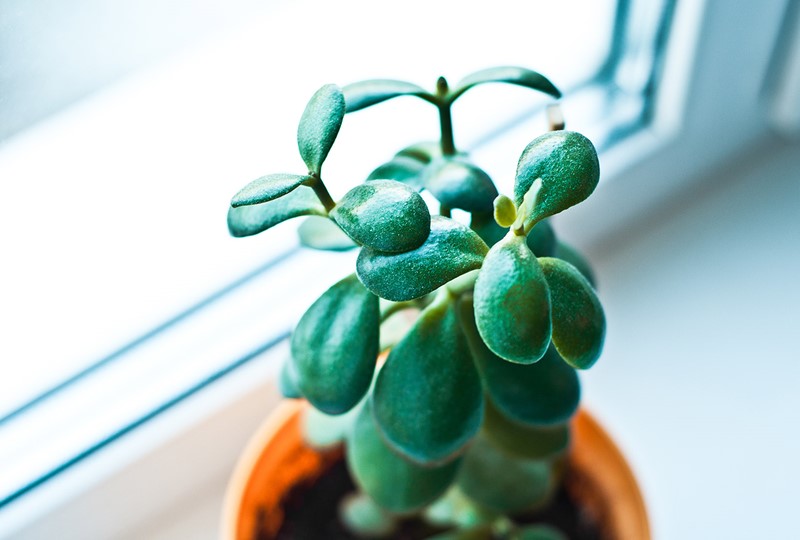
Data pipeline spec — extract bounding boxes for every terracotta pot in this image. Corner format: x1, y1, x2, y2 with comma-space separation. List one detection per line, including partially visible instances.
222, 400, 650, 540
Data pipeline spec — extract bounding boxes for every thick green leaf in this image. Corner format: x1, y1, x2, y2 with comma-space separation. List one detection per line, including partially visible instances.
230, 173, 311, 207
424, 487, 499, 529
457, 433, 554, 513
227, 185, 325, 237
367, 156, 426, 190
347, 402, 461, 514
297, 84, 345, 174
526, 219, 557, 257
554, 241, 596, 287
517, 525, 568, 540
291, 274, 379, 414
471, 211, 507, 248
513, 131, 600, 224
459, 297, 579, 426
473, 234, 551, 364
297, 216, 357, 251
279, 358, 302, 399
540, 258, 605, 370
331, 180, 431, 253
482, 397, 569, 460
449, 66, 561, 103
422, 158, 498, 213
343, 79, 433, 113
373, 299, 483, 465
340, 493, 397, 538
357, 216, 489, 301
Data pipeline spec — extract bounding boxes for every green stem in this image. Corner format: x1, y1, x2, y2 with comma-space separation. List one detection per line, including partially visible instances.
308, 173, 336, 212
436, 76, 457, 156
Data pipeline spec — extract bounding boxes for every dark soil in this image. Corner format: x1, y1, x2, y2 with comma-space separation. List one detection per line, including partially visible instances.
265, 459, 601, 540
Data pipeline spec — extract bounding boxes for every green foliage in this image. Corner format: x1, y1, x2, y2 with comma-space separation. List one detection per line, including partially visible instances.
290, 274, 379, 414
473, 234, 551, 364
357, 216, 489, 301
225, 67, 606, 538
347, 402, 462, 514
331, 180, 431, 252
373, 298, 483, 465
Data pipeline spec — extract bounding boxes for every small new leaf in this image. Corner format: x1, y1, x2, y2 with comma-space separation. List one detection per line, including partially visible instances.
297, 84, 346, 175
493, 195, 517, 228
230, 173, 311, 207
540, 257, 605, 370
227, 186, 325, 237
357, 216, 489, 301
343, 79, 434, 113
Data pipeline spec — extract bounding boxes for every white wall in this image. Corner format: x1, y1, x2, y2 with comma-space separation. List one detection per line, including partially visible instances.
580, 135, 800, 538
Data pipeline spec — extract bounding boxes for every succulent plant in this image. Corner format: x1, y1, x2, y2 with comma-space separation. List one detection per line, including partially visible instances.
227, 66, 605, 540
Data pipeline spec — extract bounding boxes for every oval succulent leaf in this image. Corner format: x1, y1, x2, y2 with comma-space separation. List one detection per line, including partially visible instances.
340, 492, 397, 538
373, 299, 483, 465
297, 84, 346, 174
303, 405, 360, 450
227, 185, 325, 237
456, 433, 554, 513
331, 180, 431, 253
357, 216, 489, 301
449, 66, 561, 103
297, 216, 357, 251
422, 158, 499, 213
493, 195, 517, 228
539, 257, 605, 370
230, 173, 311, 207
290, 274, 379, 414
394, 141, 442, 164
513, 131, 600, 224
473, 234, 551, 364
279, 358, 302, 399
471, 211, 507, 248
482, 397, 569, 460
554, 241, 596, 286
343, 79, 434, 113
367, 156, 426, 190
459, 297, 579, 426
347, 402, 461, 513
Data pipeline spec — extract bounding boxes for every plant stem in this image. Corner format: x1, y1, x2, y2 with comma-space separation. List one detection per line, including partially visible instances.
308, 173, 336, 212
436, 76, 457, 156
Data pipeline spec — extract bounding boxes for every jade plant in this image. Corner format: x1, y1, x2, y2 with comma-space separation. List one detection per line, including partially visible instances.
227, 66, 605, 540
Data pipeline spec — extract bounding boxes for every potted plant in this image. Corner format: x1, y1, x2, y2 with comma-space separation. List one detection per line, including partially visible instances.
222, 66, 649, 539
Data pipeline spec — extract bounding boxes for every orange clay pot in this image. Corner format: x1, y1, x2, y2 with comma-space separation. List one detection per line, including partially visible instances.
221, 400, 650, 540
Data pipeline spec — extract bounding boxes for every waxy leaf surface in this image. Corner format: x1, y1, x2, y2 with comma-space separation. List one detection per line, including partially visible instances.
473, 234, 551, 364
347, 403, 461, 513
230, 173, 310, 207
554, 241, 596, 286
514, 131, 600, 224
227, 186, 325, 237
279, 358, 302, 399
540, 258, 605, 370
297, 84, 345, 174
456, 433, 554, 513
373, 300, 483, 465
460, 297, 579, 426
291, 274, 378, 414
526, 219, 556, 257
449, 66, 561, 102
357, 216, 488, 301
422, 158, 498, 213
343, 79, 432, 113
297, 216, 356, 251
331, 180, 431, 253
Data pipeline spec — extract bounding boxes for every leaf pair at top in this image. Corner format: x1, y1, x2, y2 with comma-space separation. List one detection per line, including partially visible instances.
343, 66, 561, 113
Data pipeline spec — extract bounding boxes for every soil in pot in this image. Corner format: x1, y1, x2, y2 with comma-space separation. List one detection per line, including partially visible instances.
266, 458, 601, 540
